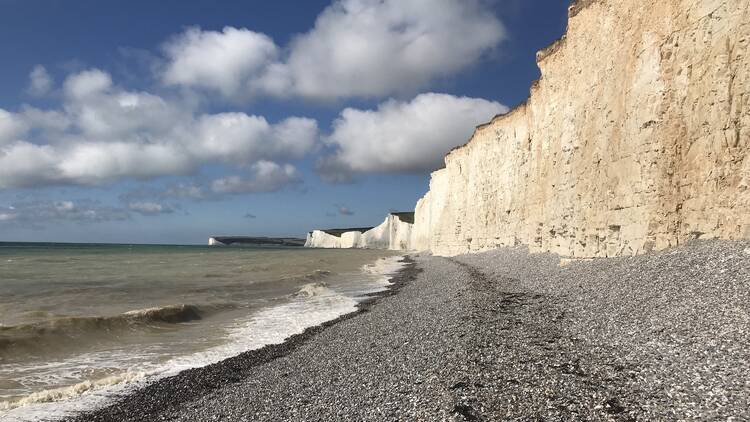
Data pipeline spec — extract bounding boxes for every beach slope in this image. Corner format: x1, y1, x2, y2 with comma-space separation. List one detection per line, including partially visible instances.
72, 240, 750, 421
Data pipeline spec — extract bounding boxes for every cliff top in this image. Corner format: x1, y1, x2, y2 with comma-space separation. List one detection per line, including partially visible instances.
209, 236, 306, 246
390, 212, 415, 224
568, 0, 599, 18
319, 228, 375, 237
442, 0, 597, 166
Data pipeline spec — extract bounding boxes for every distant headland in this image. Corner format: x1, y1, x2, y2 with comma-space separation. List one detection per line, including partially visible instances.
207, 236, 306, 247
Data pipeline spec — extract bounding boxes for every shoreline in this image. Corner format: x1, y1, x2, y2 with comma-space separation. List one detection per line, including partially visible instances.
66, 256, 420, 422
66, 240, 750, 420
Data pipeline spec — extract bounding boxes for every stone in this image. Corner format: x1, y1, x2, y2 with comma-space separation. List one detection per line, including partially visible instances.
411, 0, 750, 258
306, 213, 414, 250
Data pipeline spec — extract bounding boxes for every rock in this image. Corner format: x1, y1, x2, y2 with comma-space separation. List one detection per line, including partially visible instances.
306, 213, 415, 250
411, 0, 750, 259
602, 397, 626, 414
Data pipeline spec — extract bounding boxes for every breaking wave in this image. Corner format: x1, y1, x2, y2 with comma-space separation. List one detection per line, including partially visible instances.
0, 253, 405, 420
292, 282, 336, 298
0, 304, 232, 359
0, 371, 146, 412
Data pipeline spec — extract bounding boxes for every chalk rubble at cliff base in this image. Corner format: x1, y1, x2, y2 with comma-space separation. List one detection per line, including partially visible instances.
70, 240, 750, 421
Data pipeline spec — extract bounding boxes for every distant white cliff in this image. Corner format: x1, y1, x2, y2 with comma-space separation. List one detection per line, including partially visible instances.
208, 237, 306, 247
305, 213, 415, 250
208, 237, 225, 246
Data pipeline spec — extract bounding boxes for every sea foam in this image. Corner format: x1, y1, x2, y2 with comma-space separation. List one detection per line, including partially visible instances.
0, 255, 405, 422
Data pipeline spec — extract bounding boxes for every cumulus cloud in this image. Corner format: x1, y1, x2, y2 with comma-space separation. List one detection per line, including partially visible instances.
160, 0, 505, 100
19, 106, 71, 134
0, 142, 60, 188
0, 109, 28, 145
317, 93, 508, 181
192, 114, 317, 163
210, 161, 301, 194
1, 1, 509, 196
282, 0, 505, 99
64, 69, 113, 99
162, 27, 279, 97
27, 65, 53, 96
58, 142, 194, 184
0, 68, 318, 189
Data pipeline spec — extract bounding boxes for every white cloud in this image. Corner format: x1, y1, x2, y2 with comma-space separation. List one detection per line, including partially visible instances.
267, 117, 320, 159
210, 161, 301, 194
0, 199, 177, 226
57, 141, 195, 184
160, 0, 505, 100
163, 183, 210, 200
0, 142, 60, 188
0, 200, 131, 226
55, 200, 75, 212
0, 212, 17, 221
20, 106, 71, 134
61, 70, 185, 140
283, 0, 506, 99
128, 201, 173, 215
1, 0, 510, 194
0, 109, 29, 145
122, 162, 302, 204
162, 26, 279, 97
27, 65, 53, 96
0, 69, 319, 189
64, 69, 113, 99
318, 93, 508, 181
164, 183, 209, 200
71, 91, 182, 140
192, 114, 317, 163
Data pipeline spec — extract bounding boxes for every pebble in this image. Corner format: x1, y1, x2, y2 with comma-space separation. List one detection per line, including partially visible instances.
68, 240, 750, 421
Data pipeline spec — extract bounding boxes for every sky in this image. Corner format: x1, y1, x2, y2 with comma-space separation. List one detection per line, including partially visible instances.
0, 0, 570, 244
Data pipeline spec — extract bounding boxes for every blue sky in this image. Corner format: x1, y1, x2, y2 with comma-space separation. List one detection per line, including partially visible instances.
0, 0, 569, 244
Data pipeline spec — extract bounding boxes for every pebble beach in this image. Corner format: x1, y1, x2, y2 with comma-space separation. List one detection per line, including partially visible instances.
70, 240, 750, 421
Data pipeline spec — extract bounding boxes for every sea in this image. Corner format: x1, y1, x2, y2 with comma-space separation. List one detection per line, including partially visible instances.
0, 242, 403, 421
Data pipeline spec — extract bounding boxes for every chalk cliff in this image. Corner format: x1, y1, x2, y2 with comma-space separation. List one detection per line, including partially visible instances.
305, 214, 414, 250
412, 0, 750, 258
305, 231, 343, 248
208, 237, 306, 247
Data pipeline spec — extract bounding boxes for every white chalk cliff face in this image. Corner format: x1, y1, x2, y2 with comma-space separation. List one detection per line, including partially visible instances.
305, 231, 343, 248
412, 0, 750, 258
208, 237, 225, 246
305, 214, 414, 250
